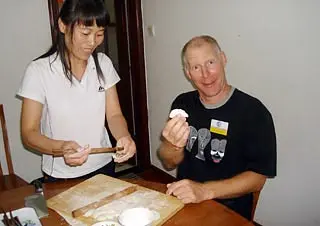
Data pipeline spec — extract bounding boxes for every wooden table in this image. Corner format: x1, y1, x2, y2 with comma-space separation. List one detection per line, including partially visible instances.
0, 178, 254, 226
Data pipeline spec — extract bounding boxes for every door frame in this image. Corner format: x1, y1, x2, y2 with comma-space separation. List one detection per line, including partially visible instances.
47, 0, 151, 172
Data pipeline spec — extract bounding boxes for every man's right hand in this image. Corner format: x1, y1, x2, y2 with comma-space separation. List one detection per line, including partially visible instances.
166, 179, 213, 204
60, 141, 91, 166
162, 116, 190, 148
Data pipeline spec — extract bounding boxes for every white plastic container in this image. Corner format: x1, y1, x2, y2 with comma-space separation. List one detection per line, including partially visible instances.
118, 207, 160, 226
91, 221, 121, 226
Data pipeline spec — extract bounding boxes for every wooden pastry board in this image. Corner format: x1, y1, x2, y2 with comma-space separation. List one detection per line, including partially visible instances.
47, 174, 184, 225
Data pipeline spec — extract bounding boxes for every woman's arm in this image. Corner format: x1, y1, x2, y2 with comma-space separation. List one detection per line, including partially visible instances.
106, 86, 130, 140
105, 86, 130, 140
105, 86, 136, 162
21, 98, 64, 154
21, 98, 90, 166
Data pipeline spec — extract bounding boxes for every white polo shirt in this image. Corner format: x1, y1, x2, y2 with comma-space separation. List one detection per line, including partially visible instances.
17, 52, 120, 178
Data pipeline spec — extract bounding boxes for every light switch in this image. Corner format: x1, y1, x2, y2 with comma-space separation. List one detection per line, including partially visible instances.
147, 25, 156, 37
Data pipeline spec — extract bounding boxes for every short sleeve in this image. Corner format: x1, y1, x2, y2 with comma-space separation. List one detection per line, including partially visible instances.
244, 102, 277, 177
16, 61, 46, 104
98, 53, 120, 90
171, 93, 188, 111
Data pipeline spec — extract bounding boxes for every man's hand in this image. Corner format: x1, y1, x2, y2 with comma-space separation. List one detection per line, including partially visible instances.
61, 141, 91, 166
166, 179, 213, 204
162, 116, 190, 148
114, 135, 136, 163
158, 116, 189, 170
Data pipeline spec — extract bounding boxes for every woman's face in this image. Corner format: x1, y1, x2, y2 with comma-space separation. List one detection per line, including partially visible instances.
59, 19, 105, 62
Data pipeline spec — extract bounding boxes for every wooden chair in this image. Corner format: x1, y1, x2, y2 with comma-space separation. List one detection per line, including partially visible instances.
251, 190, 261, 222
0, 104, 28, 191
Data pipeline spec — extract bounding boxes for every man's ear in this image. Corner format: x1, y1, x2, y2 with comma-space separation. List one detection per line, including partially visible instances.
220, 51, 227, 67
184, 67, 192, 80
58, 18, 67, 34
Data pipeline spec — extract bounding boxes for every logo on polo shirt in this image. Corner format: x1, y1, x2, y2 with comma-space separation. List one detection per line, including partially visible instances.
98, 86, 105, 92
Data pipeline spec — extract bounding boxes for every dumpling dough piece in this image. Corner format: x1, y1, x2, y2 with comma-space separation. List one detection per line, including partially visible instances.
169, 109, 189, 118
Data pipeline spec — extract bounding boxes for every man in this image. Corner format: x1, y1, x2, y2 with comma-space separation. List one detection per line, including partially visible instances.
158, 35, 276, 220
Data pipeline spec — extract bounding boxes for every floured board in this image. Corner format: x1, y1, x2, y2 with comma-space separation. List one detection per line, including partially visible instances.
47, 174, 184, 226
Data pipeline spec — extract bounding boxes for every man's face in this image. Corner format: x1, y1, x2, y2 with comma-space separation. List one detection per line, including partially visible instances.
185, 43, 227, 104
60, 20, 105, 62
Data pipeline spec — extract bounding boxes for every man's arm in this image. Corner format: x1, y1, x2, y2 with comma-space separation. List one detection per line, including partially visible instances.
158, 116, 190, 170
204, 171, 266, 199
166, 171, 266, 203
158, 140, 185, 170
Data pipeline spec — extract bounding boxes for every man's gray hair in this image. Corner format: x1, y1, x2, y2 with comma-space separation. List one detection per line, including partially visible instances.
181, 35, 222, 70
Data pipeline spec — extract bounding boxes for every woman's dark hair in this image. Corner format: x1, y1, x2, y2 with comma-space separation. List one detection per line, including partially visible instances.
37, 0, 110, 84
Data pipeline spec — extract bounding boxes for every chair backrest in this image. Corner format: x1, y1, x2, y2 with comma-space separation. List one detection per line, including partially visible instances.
251, 190, 261, 221
0, 104, 14, 176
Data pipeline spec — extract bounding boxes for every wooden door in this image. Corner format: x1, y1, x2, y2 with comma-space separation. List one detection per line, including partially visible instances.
47, 0, 151, 173
104, 0, 137, 172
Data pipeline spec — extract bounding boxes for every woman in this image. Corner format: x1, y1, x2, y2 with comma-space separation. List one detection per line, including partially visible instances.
17, 0, 136, 182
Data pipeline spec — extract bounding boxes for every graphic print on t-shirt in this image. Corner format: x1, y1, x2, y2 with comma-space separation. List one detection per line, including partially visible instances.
195, 128, 211, 161
210, 139, 227, 163
186, 126, 227, 163
186, 126, 198, 152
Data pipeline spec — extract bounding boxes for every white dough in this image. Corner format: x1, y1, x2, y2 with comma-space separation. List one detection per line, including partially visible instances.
169, 109, 188, 118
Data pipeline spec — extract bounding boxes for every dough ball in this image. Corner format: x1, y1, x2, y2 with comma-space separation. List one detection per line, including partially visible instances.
169, 109, 189, 118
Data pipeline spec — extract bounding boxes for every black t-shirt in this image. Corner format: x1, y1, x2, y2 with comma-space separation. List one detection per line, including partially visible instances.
171, 88, 277, 220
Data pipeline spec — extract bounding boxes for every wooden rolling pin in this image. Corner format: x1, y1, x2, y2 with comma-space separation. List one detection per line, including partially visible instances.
72, 186, 137, 218
52, 146, 124, 157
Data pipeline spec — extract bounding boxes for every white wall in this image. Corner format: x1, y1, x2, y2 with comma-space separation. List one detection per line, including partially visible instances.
0, 0, 51, 182
142, 0, 320, 225
1, 1, 319, 225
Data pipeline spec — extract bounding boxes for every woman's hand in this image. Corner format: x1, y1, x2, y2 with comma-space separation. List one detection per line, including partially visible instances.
60, 141, 91, 166
114, 136, 136, 163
